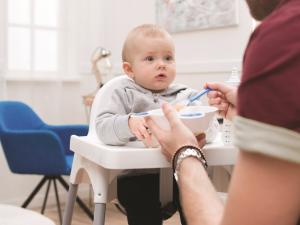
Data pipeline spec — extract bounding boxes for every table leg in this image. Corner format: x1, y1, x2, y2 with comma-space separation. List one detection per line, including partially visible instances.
93, 203, 106, 225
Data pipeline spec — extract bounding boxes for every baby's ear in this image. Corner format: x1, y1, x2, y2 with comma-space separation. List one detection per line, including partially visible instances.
123, 62, 134, 78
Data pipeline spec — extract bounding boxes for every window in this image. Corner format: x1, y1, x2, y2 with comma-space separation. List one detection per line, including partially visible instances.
7, 0, 66, 78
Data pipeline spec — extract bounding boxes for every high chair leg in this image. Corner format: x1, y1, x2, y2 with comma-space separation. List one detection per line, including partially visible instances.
62, 183, 78, 225
93, 203, 106, 225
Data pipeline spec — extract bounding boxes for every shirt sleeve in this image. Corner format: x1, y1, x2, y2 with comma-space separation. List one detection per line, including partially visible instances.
95, 84, 135, 145
234, 116, 300, 164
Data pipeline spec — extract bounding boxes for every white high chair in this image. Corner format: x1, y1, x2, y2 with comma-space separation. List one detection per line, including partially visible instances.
62, 76, 238, 225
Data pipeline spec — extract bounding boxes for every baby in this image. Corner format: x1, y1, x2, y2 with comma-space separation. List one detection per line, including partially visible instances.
95, 24, 218, 225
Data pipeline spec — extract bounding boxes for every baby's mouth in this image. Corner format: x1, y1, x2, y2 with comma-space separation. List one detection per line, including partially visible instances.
156, 73, 167, 79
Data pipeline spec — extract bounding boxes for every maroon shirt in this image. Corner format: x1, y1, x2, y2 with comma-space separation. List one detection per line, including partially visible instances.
238, 0, 300, 133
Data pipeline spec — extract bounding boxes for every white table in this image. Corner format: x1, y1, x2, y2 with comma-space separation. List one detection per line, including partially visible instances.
0, 204, 55, 225
62, 133, 238, 225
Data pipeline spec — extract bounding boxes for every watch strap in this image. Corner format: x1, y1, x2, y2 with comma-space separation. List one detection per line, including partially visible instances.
172, 145, 208, 182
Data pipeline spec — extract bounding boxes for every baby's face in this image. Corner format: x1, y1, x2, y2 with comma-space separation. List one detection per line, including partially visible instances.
128, 36, 176, 91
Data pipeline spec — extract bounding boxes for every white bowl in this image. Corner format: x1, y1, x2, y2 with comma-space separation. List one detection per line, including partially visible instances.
148, 105, 218, 136
131, 105, 218, 147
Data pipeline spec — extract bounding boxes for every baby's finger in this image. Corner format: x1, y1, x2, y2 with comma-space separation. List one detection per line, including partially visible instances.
143, 134, 153, 147
145, 117, 164, 138
142, 139, 151, 148
134, 130, 144, 141
140, 126, 150, 139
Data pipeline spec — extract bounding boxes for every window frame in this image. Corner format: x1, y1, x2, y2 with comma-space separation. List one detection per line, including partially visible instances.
5, 0, 69, 80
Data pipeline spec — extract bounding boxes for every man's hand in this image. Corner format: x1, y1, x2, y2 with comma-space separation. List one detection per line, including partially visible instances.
146, 103, 205, 161
205, 82, 237, 120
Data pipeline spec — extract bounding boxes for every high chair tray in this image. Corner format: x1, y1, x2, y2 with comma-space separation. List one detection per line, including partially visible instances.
70, 133, 237, 170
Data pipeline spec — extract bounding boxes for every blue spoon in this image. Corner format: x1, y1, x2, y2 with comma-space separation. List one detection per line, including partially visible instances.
172, 87, 212, 108
188, 88, 212, 104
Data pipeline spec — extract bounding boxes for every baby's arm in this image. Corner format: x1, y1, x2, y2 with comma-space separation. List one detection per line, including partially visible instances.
95, 88, 135, 145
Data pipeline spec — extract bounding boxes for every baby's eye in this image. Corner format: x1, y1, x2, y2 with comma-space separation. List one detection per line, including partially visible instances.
145, 56, 154, 61
164, 55, 174, 61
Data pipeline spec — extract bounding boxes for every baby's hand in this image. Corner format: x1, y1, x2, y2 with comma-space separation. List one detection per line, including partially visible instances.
129, 116, 151, 144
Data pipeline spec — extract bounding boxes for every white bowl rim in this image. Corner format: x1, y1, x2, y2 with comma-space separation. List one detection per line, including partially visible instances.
147, 105, 217, 118
131, 105, 218, 118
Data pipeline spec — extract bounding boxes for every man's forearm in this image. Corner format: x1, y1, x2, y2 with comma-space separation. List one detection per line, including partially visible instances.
178, 157, 224, 225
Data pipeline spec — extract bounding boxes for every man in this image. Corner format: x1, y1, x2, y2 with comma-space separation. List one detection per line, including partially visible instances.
146, 0, 300, 224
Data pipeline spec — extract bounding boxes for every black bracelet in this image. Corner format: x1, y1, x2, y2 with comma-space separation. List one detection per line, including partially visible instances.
172, 145, 208, 172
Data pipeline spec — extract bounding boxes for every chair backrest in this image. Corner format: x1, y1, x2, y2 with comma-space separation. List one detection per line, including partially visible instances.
0, 101, 70, 175
0, 101, 45, 133
88, 75, 127, 138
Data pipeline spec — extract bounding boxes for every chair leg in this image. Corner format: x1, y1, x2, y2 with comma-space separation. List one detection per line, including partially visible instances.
93, 203, 106, 225
57, 176, 93, 219
62, 183, 78, 225
53, 178, 63, 225
41, 179, 52, 214
22, 176, 48, 208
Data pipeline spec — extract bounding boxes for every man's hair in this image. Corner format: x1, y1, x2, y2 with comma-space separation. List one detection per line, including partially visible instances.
245, 0, 281, 21
122, 24, 172, 62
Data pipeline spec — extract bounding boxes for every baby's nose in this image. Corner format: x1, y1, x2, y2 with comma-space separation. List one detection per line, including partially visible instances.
157, 59, 167, 69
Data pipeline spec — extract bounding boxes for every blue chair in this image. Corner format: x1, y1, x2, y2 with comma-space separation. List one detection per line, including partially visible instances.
0, 101, 92, 224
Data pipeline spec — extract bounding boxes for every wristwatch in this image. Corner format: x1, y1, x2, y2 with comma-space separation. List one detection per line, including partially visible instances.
173, 146, 207, 182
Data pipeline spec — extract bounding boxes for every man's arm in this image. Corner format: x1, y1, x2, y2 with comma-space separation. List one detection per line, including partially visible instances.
177, 151, 300, 225
178, 157, 223, 225
146, 103, 300, 224
222, 151, 300, 225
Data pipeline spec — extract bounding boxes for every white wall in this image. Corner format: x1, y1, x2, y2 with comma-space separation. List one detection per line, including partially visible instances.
0, 0, 5, 100
99, 0, 253, 88
0, 0, 253, 206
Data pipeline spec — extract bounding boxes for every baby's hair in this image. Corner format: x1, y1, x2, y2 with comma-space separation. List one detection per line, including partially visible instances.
122, 24, 172, 62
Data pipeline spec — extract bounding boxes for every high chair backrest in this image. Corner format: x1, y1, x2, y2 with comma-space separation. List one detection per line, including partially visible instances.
88, 75, 128, 138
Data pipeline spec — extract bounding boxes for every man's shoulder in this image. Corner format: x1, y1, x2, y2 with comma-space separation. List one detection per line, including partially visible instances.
243, 0, 300, 80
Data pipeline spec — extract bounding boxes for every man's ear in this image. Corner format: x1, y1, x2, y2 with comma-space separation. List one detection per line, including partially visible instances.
123, 62, 134, 78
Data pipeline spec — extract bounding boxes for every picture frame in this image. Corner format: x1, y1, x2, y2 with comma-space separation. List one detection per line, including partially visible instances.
156, 0, 239, 33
